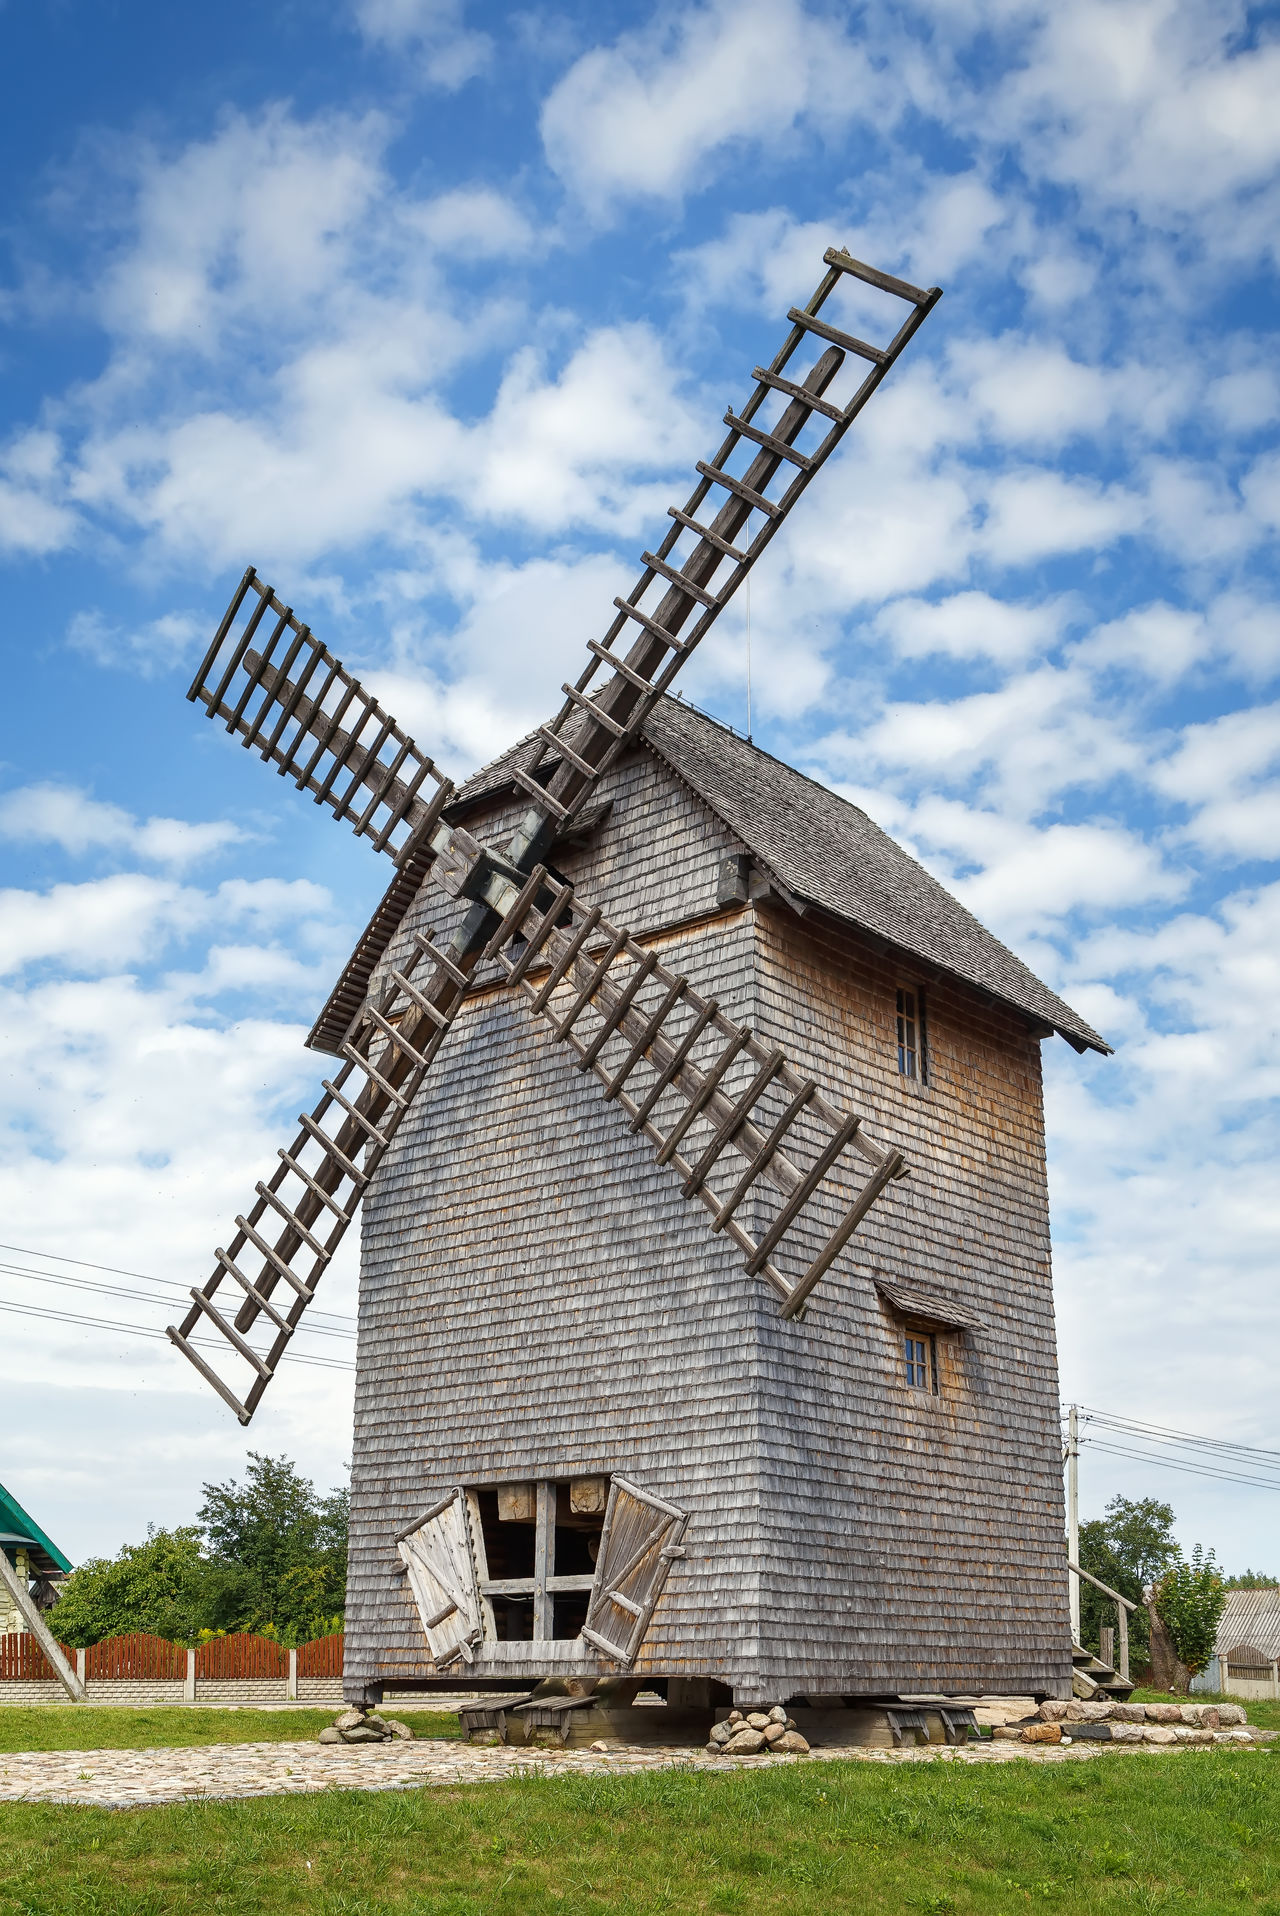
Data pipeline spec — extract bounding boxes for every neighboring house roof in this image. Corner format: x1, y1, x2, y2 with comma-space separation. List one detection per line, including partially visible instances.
1218, 1588, 1280, 1662
309, 695, 1108, 1058
0, 1480, 72, 1578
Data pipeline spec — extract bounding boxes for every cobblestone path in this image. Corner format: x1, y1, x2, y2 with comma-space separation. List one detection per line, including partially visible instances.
0, 1734, 1200, 1809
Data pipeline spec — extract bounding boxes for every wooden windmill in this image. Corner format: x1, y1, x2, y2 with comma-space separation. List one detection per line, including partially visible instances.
171, 250, 1107, 1727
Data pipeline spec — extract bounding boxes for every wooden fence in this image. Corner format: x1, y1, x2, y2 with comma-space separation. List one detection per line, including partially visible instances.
0, 1630, 345, 1680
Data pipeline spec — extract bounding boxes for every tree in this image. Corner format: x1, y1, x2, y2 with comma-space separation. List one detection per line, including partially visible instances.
45, 1527, 212, 1648
198, 1452, 348, 1642
1154, 1545, 1226, 1681
1078, 1495, 1177, 1660
1224, 1570, 1277, 1590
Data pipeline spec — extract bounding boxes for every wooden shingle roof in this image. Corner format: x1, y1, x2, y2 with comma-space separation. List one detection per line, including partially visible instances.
309, 695, 1107, 1057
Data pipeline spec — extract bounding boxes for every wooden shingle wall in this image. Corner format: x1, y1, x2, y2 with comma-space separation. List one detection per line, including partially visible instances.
344, 742, 1071, 1703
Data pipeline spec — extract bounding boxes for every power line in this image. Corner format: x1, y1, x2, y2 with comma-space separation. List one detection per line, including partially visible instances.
0, 1240, 356, 1332
0, 1262, 354, 1342
1077, 1405, 1280, 1462
0, 1296, 355, 1372
1080, 1438, 1280, 1493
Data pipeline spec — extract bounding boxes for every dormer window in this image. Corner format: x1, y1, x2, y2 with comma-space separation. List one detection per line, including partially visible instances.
897, 987, 927, 1083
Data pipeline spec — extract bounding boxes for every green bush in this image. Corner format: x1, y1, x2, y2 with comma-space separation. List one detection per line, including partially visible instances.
1154, 1544, 1227, 1676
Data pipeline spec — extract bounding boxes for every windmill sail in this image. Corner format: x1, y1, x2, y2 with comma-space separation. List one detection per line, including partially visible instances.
173, 248, 939, 1419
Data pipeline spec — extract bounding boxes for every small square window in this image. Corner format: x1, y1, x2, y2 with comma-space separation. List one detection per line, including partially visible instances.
897, 986, 927, 1083
903, 1333, 939, 1394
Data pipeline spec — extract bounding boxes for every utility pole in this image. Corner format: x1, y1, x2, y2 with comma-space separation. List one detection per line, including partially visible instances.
1066, 1402, 1080, 1644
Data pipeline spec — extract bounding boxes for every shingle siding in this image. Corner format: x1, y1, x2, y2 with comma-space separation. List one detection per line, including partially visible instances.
344, 735, 1073, 1704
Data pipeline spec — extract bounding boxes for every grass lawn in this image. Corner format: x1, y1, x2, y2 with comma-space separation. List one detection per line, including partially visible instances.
0, 1708, 461, 1752
0, 1748, 1278, 1914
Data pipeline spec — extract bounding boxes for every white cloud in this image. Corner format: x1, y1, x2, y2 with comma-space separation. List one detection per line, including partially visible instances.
351, 0, 492, 87
408, 187, 538, 259
874, 591, 1072, 665
66, 608, 203, 676
0, 784, 246, 870
541, 0, 875, 217
977, 469, 1146, 567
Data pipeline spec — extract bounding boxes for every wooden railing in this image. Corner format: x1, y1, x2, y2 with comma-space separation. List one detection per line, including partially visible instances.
1068, 1560, 1136, 1680
0, 1630, 345, 1682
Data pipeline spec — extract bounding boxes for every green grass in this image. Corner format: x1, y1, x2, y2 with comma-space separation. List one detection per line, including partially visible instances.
1, 1750, 1278, 1913
0, 1708, 460, 1752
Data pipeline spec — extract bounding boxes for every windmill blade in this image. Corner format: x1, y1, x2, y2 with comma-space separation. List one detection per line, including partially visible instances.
187, 572, 455, 863
492, 875, 906, 1320
506, 249, 941, 846
169, 851, 905, 1424
166, 894, 533, 1422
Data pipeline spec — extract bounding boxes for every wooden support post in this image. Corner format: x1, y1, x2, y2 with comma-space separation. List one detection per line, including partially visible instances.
186, 1648, 197, 1703
288, 1647, 298, 1701
1066, 1404, 1080, 1644
1100, 1624, 1114, 1670
1117, 1602, 1130, 1682
0, 1550, 85, 1701
533, 1483, 553, 1642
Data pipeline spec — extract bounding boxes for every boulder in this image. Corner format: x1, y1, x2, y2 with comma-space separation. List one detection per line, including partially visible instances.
773, 1731, 811, 1754
342, 1725, 386, 1744
727, 1710, 744, 1725
768, 1705, 788, 1724
317, 1727, 342, 1744
1077, 1700, 1114, 1721
334, 1709, 366, 1732
1217, 1704, 1247, 1726
762, 1722, 787, 1746
1144, 1726, 1178, 1745
1109, 1722, 1144, 1743
1174, 1727, 1214, 1746
1143, 1704, 1184, 1723
723, 1728, 766, 1754
1037, 1701, 1071, 1722
1110, 1703, 1146, 1723
1068, 1723, 1112, 1741
746, 1712, 771, 1731
992, 1726, 1024, 1741
1020, 1722, 1062, 1744
383, 1719, 414, 1740
708, 1720, 735, 1747
1180, 1705, 1219, 1730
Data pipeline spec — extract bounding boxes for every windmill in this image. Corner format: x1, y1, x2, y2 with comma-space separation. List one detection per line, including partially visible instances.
166, 249, 1105, 1723
170, 249, 941, 1426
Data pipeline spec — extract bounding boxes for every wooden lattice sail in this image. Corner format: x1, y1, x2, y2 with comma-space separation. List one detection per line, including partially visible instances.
170, 250, 941, 1421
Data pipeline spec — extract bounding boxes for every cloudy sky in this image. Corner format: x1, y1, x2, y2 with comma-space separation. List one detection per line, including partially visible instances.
2, 0, 1277, 1572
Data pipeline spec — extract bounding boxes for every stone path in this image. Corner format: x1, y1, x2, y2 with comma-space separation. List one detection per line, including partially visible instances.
0, 1732, 1244, 1810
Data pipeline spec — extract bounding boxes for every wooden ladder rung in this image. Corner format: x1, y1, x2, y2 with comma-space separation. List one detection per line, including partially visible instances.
655, 1028, 752, 1165
364, 1004, 433, 1072
751, 366, 843, 422
504, 881, 575, 988
695, 462, 780, 518
188, 1286, 273, 1380
252, 1181, 330, 1258
277, 1148, 356, 1222
612, 598, 691, 652
723, 411, 814, 470
297, 1111, 370, 1185
779, 1148, 905, 1320
745, 1111, 862, 1275
410, 930, 470, 988
215, 1248, 292, 1333
340, 1043, 410, 1109
227, 612, 289, 730
640, 551, 719, 608
603, 975, 687, 1101
551, 928, 629, 1042
240, 629, 306, 750
576, 950, 658, 1071
370, 755, 434, 852
536, 725, 597, 779
321, 1078, 391, 1148
628, 999, 719, 1132
165, 1325, 252, 1425
335, 714, 397, 820
387, 968, 452, 1031
559, 682, 628, 738
511, 762, 574, 819
233, 1215, 316, 1297
585, 640, 658, 693
530, 908, 601, 1014
666, 507, 748, 564
350, 734, 415, 835
712, 1082, 815, 1231
682, 1048, 786, 1197
821, 246, 932, 307
786, 305, 887, 365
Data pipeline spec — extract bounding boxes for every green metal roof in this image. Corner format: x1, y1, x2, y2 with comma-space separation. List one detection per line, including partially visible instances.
0, 1480, 72, 1577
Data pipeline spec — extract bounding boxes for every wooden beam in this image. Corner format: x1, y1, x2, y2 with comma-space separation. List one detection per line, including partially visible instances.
0, 1551, 85, 1702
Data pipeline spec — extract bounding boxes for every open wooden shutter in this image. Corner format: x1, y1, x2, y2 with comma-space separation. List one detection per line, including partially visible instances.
581, 1475, 688, 1667
396, 1488, 483, 1667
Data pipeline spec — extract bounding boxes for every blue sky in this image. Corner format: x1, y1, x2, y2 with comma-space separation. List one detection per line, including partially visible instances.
1, 0, 1278, 1569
